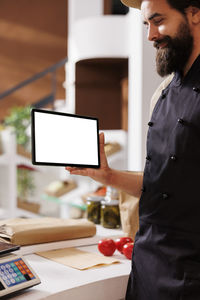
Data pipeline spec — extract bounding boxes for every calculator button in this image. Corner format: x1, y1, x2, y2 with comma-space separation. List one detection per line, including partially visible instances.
24, 274, 31, 281
5, 280, 10, 286
9, 268, 14, 273
10, 278, 15, 284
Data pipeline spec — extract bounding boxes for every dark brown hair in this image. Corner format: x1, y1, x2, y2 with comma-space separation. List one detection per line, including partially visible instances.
167, 0, 200, 14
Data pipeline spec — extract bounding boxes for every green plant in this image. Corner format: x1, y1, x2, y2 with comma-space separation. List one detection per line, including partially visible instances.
4, 106, 32, 148
17, 165, 35, 201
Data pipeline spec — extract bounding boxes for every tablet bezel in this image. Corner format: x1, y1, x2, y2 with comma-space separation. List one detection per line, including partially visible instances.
31, 108, 100, 168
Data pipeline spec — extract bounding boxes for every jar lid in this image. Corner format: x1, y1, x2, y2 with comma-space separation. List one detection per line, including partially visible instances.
103, 199, 119, 206
106, 187, 119, 199
86, 196, 104, 202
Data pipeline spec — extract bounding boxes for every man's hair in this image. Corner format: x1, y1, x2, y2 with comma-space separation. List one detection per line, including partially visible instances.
167, 0, 200, 14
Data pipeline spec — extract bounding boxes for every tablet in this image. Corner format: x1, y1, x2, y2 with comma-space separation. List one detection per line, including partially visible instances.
31, 109, 100, 168
0, 242, 20, 255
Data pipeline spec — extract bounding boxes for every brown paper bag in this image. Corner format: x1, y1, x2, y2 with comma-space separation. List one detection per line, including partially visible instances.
36, 247, 120, 270
119, 191, 139, 240
0, 218, 96, 246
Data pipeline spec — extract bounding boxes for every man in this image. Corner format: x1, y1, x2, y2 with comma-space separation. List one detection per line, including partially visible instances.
66, 0, 200, 298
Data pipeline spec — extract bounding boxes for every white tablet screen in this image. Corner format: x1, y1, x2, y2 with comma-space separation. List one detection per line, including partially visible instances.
31, 109, 100, 167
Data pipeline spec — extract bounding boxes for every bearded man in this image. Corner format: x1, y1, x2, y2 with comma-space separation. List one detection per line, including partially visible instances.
66, 0, 200, 299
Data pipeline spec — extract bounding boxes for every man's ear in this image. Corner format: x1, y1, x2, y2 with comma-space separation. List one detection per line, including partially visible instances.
185, 6, 200, 25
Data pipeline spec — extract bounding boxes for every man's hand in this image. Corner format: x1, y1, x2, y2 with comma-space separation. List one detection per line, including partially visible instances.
65, 132, 111, 186
66, 132, 143, 197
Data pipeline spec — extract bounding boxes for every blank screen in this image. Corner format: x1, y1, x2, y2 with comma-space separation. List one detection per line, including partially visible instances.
32, 109, 100, 167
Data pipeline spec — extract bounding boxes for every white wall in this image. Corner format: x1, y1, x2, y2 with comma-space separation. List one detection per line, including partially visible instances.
66, 0, 104, 114
127, 8, 162, 171
68, 0, 103, 37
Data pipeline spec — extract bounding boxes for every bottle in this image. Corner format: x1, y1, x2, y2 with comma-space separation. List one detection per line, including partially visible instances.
86, 196, 103, 224
101, 187, 121, 229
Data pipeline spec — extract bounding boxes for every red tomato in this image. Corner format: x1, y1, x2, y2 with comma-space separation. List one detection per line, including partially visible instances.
123, 242, 134, 260
115, 237, 133, 254
98, 238, 116, 256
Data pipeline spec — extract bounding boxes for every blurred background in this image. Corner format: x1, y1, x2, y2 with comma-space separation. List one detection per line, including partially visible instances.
0, 0, 162, 222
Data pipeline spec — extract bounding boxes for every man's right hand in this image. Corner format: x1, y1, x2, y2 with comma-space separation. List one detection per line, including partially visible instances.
66, 132, 143, 197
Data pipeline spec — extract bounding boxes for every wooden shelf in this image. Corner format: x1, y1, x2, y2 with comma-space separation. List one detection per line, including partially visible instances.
75, 58, 128, 130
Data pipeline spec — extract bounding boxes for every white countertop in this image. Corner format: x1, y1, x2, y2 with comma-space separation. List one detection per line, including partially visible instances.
9, 226, 131, 300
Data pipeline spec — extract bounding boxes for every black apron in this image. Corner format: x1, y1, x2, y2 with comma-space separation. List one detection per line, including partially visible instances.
126, 55, 200, 300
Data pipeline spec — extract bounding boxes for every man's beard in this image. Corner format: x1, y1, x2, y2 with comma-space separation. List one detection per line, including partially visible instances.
154, 21, 193, 77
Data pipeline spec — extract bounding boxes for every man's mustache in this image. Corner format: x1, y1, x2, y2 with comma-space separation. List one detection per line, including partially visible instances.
154, 36, 171, 49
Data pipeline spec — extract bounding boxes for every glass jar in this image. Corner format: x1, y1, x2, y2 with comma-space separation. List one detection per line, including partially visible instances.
101, 199, 121, 229
105, 186, 119, 201
86, 196, 103, 224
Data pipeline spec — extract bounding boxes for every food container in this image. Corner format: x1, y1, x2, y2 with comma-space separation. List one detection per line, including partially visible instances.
106, 186, 119, 200
101, 199, 121, 229
86, 196, 103, 224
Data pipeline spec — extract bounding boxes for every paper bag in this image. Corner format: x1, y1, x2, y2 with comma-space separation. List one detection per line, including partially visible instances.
0, 218, 96, 246
119, 191, 139, 240
37, 247, 120, 270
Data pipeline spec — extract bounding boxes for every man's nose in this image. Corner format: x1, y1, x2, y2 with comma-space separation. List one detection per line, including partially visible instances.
147, 24, 159, 42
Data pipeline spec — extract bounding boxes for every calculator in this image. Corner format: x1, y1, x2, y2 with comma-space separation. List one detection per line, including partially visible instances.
0, 254, 41, 297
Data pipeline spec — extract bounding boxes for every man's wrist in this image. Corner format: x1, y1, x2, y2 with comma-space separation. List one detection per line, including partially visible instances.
106, 168, 113, 186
